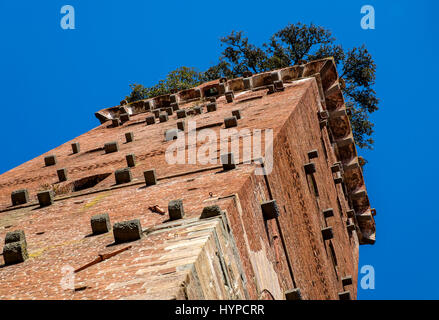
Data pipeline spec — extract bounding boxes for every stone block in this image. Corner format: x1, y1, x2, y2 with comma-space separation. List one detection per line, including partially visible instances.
338, 291, 351, 300
170, 94, 178, 103
232, 109, 242, 120
342, 276, 353, 286
165, 129, 179, 141
104, 141, 119, 154
334, 174, 343, 184
206, 102, 217, 112
37, 190, 54, 207
243, 77, 253, 90
115, 168, 132, 184
267, 84, 275, 94
171, 102, 180, 111
194, 106, 203, 114
71, 142, 80, 154
57, 168, 68, 182
347, 224, 356, 233
308, 149, 318, 159
304, 163, 316, 174
145, 115, 155, 125
112, 119, 120, 127
221, 153, 236, 171
218, 83, 226, 95
270, 71, 280, 82
143, 169, 157, 186
225, 91, 234, 103
321, 227, 334, 240
224, 116, 238, 128
200, 205, 222, 219
120, 113, 130, 123
261, 200, 280, 220
11, 189, 29, 206
274, 80, 284, 91
331, 163, 341, 173
113, 219, 142, 243
91, 213, 111, 235
285, 288, 302, 300
3, 241, 28, 265
177, 121, 185, 132
159, 113, 168, 123
176, 110, 187, 119
126, 154, 136, 167
5, 230, 26, 245
323, 208, 334, 218
125, 132, 134, 143
347, 210, 355, 218
44, 155, 57, 166
165, 107, 173, 116
168, 199, 185, 221
153, 110, 160, 118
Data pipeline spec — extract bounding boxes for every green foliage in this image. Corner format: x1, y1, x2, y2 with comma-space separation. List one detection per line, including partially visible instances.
125, 23, 378, 150
125, 67, 204, 103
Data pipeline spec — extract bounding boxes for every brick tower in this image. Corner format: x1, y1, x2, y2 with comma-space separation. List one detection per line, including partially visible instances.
0, 58, 375, 300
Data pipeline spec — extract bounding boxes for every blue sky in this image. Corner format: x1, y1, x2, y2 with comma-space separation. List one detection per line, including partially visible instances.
0, 0, 437, 300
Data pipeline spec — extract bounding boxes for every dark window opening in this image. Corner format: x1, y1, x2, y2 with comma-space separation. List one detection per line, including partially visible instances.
329, 241, 339, 280
204, 86, 219, 97
307, 174, 319, 198
321, 137, 328, 161
337, 197, 343, 218
73, 173, 111, 192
